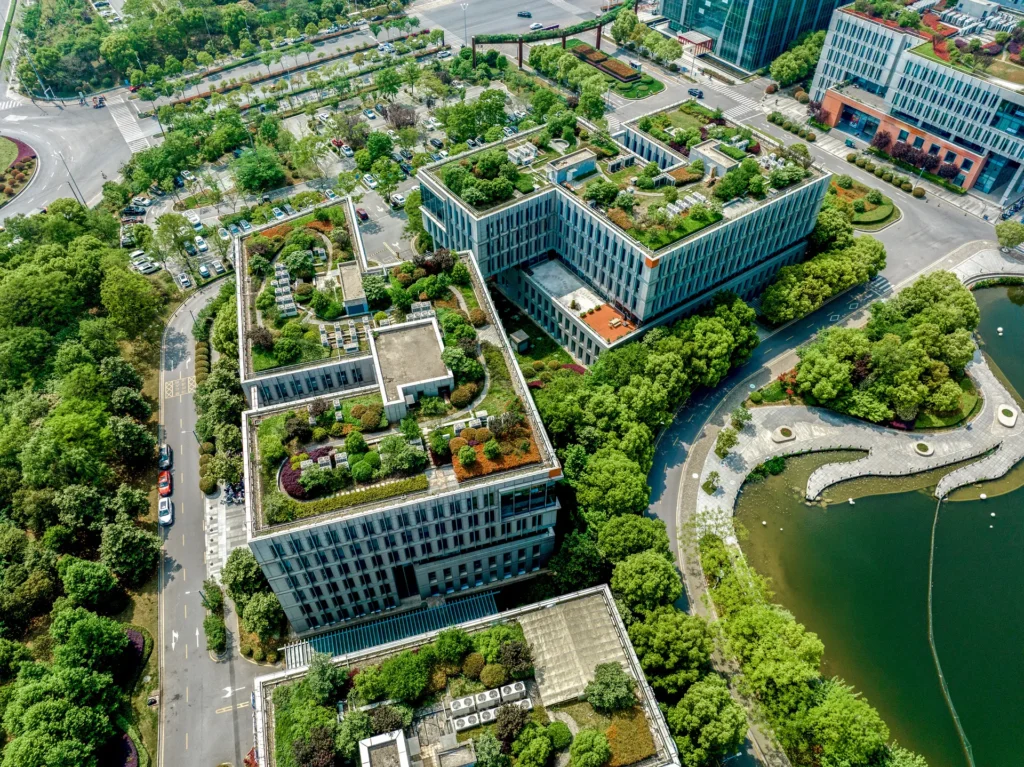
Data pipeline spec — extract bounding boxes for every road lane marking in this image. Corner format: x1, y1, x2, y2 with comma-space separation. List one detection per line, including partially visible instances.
215, 702, 251, 714
186, 687, 189, 703
186, 733, 188, 750
184, 604, 187, 619
172, 630, 178, 650
196, 628, 200, 647
185, 644, 188, 659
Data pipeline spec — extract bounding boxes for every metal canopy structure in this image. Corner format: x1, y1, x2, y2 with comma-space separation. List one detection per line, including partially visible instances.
283, 593, 499, 669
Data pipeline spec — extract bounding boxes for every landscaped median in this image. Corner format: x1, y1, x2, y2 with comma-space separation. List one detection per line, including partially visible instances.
0, 137, 38, 207
830, 174, 901, 230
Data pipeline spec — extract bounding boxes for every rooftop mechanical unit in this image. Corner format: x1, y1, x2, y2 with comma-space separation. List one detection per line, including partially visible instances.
478, 708, 496, 724
474, 689, 501, 710
514, 699, 533, 713
450, 696, 477, 715
500, 682, 526, 702
453, 714, 480, 732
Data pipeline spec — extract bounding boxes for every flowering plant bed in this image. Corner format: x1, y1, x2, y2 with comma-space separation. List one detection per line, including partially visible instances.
260, 223, 295, 239
451, 426, 541, 481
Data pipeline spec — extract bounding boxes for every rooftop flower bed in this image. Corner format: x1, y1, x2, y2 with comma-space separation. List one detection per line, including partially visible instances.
569, 41, 641, 82
448, 419, 542, 482
438, 146, 539, 210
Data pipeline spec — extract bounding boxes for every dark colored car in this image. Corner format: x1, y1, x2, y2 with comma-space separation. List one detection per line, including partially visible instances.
688, 88, 704, 98
429, 137, 444, 149
158, 444, 173, 470
184, 241, 197, 256
517, 11, 532, 17
355, 208, 369, 221
399, 162, 412, 175
400, 148, 413, 159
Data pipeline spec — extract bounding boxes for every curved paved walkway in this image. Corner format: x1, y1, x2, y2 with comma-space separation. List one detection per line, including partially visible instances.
695, 350, 1024, 537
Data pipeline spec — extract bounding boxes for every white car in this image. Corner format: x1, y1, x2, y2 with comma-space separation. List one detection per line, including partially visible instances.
218, 227, 230, 241
213, 261, 226, 274
438, 150, 449, 159
316, 111, 330, 123
158, 498, 173, 526
132, 196, 152, 207
341, 144, 354, 157
137, 261, 159, 274
391, 193, 406, 207
325, 189, 339, 200
177, 273, 192, 289
272, 207, 286, 220
181, 170, 196, 182
363, 174, 378, 189
194, 235, 208, 252
529, 22, 543, 29
239, 220, 253, 233
387, 130, 399, 140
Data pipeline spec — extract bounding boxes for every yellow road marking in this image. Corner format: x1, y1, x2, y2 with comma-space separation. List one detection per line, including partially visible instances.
184, 604, 187, 619
215, 702, 251, 714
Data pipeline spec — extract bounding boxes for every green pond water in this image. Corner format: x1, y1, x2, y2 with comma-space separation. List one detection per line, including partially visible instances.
735, 286, 1024, 767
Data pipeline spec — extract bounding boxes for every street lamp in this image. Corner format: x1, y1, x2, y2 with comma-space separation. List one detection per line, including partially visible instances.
461, 3, 469, 47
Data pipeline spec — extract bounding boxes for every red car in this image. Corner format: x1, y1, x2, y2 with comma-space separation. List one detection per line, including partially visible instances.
330, 137, 344, 147
158, 470, 172, 497
355, 207, 369, 221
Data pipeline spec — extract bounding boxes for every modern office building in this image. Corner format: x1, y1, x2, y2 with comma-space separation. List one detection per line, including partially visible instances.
238, 248, 563, 634
660, 0, 844, 72
252, 587, 680, 767
810, 0, 1024, 202
418, 110, 830, 365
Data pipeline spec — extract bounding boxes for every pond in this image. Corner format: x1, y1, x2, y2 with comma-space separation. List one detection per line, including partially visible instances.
734, 286, 1024, 767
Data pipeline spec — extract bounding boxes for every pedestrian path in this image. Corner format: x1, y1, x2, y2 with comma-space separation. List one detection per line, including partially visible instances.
109, 97, 151, 153
204, 491, 248, 583
701, 79, 760, 120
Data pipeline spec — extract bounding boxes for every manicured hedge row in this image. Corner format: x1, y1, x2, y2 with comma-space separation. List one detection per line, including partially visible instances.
286, 474, 430, 521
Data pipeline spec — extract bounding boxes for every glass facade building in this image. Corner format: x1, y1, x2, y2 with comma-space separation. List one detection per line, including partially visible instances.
665, 0, 843, 72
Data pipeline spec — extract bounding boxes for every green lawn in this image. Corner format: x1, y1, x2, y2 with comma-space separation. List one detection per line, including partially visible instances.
252, 335, 330, 372
478, 342, 518, 416
562, 39, 665, 100
624, 208, 722, 251
665, 109, 706, 132
458, 283, 480, 311
601, 159, 641, 187
0, 136, 17, 170
490, 289, 572, 368
914, 378, 980, 429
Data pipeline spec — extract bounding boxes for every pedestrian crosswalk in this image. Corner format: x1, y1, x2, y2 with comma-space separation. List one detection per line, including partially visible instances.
0, 99, 22, 111
109, 97, 151, 153
699, 79, 763, 122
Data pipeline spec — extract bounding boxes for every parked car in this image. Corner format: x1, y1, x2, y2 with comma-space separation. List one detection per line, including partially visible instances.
688, 88, 704, 98
375, 103, 387, 115
272, 207, 286, 220
429, 137, 444, 149
387, 130, 399, 140
363, 174, 378, 189
437, 50, 451, 59
400, 148, 413, 159
261, 193, 272, 203
122, 205, 145, 216
391, 193, 406, 207
158, 470, 172, 497
529, 22, 543, 29
467, 138, 477, 148
325, 189, 339, 200
355, 207, 369, 221
228, 223, 241, 236
363, 108, 376, 119
213, 261, 226, 274
284, 203, 297, 215
194, 235, 208, 252
199, 263, 211, 278
399, 162, 413, 175
137, 261, 159, 274
341, 144, 354, 157
218, 227, 230, 241
177, 273, 192, 289
158, 498, 173, 526
316, 111, 330, 123
132, 196, 152, 207
518, 10, 532, 17
438, 149, 449, 158
181, 170, 196, 182
239, 220, 253, 233
159, 444, 173, 470
183, 241, 197, 256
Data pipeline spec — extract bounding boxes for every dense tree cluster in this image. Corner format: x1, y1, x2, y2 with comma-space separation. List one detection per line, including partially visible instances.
528, 44, 612, 120
761, 199, 887, 324
794, 271, 978, 423
768, 30, 826, 86
0, 203, 168, 764
17, 0, 402, 95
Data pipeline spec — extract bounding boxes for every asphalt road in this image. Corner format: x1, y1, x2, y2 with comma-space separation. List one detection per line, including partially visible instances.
419, 0, 614, 47
158, 281, 260, 767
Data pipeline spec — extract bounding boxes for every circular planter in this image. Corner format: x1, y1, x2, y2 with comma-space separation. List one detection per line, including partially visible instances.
772, 426, 796, 443
914, 442, 934, 456
998, 404, 1018, 428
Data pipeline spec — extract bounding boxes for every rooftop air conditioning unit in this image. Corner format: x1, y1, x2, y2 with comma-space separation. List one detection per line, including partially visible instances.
500, 682, 526, 702
475, 690, 501, 710
451, 696, 476, 715
453, 714, 480, 732
515, 699, 534, 713
478, 708, 496, 724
